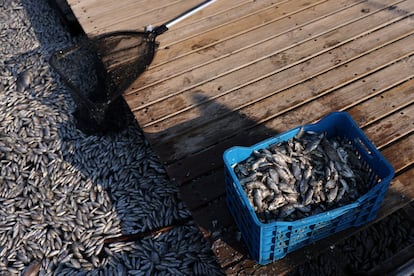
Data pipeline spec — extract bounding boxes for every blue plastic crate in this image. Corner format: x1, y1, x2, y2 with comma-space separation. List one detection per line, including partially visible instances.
223, 111, 394, 265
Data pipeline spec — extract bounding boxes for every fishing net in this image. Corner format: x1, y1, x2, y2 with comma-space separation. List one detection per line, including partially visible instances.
50, 30, 162, 134
49, 0, 215, 134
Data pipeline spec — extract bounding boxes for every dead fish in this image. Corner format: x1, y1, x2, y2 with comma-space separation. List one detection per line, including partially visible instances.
279, 204, 296, 218
235, 164, 249, 176
335, 161, 355, 178
253, 189, 264, 211
268, 168, 279, 183
303, 188, 314, 206
294, 127, 305, 139
336, 178, 349, 202
327, 185, 339, 203
16, 69, 32, 92
246, 181, 268, 191
271, 152, 289, 167
325, 179, 337, 190
278, 182, 297, 194
291, 161, 302, 181
299, 178, 309, 194
303, 166, 312, 180
276, 166, 294, 185
239, 172, 263, 185
336, 147, 348, 163
294, 204, 312, 213
251, 157, 266, 170
284, 192, 299, 204
234, 129, 370, 222
329, 160, 339, 181
22, 260, 41, 276
266, 177, 280, 194
268, 194, 286, 211
303, 133, 324, 154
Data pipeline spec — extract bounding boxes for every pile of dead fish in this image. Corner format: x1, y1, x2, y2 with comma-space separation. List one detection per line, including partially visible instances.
0, 0, 223, 274
338, 206, 414, 273
234, 128, 372, 222
290, 206, 414, 275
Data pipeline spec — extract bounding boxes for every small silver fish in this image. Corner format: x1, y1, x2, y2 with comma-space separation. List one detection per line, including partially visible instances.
268, 194, 286, 211
253, 189, 264, 211
304, 188, 314, 206
246, 181, 268, 191
294, 127, 305, 139
276, 166, 294, 185
22, 260, 41, 276
325, 179, 337, 190
299, 178, 309, 194
268, 168, 279, 183
16, 70, 32, 92
279, 204, 296, 218
294, 204, 312, 213
327, 185, 339, 203
278, 182, 297, 194
336, 178, 349, 202
284, 192, 299, 204
291, 161, 302, 181
239, 172, 263, 185
251, 157, 266, 170
266, 177, 280, 194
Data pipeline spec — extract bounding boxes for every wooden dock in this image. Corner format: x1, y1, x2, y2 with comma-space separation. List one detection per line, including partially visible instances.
66, 0, 414, 273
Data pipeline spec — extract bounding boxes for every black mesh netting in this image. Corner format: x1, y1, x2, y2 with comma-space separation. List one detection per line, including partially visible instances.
50, 31, 159, 134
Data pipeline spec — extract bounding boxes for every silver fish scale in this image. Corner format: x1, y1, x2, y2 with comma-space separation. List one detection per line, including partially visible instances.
0, 0, 222, 274
235, 128, 372, 222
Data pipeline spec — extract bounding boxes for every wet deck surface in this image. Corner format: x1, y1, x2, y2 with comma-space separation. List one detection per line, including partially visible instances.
67, 0, 414, 273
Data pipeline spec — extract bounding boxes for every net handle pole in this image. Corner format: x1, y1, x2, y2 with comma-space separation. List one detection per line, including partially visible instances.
163, 0, 216, 30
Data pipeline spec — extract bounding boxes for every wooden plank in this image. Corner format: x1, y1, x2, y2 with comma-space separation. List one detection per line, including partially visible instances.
150, 35, 414, 165
68, 0, 222, 36
126, 0, 411, 107
362, 104, 414, 149
136, 2, 414, 136
159, 0, 287, 47
347, 79, 414, 129
381, 135, 414, 173
125, 0, 372, 98
151, 0, 336, 66
124, 0, 331, 93
131, 7, 414, 129
179, 169, 225, 209
103, 0, 252, 36
108, 0, 297, 84
69, 0, 177, 21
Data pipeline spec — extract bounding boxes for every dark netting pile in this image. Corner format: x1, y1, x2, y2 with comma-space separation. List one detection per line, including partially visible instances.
50, 31, 159, 134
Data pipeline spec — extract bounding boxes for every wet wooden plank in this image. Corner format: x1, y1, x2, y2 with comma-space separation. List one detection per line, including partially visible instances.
381, 135, 414, 173
147, 0, 333, 67
124, 0, 326, 91
67, 0, 225, 36
125, 0, 392, 105
139, 10, 414, 164
164, 49, 414, 182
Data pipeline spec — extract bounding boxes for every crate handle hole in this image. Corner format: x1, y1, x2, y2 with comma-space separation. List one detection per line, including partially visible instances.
355, 137, 372, 156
